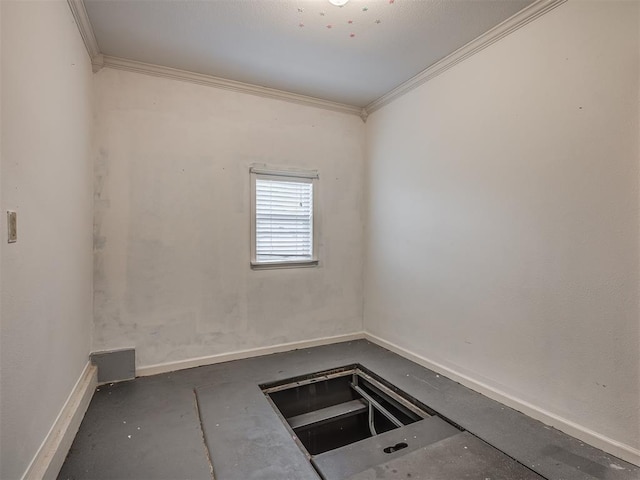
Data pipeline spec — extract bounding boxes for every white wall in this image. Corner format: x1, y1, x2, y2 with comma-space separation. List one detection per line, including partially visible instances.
0, 1, 94, 479
92, 69, 365, 367
364, 0, 639, 455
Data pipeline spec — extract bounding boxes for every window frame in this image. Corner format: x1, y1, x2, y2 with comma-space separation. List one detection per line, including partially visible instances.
250, 166, 319, 270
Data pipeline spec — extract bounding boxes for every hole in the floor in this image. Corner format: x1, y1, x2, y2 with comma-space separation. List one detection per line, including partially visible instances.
262, 366, 461, 445
262, 365, 432, 455
383, 442, 408, 454
260, 365, 464, 479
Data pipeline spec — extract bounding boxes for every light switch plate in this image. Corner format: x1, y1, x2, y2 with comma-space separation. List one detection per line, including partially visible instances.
7, 211, 16, 243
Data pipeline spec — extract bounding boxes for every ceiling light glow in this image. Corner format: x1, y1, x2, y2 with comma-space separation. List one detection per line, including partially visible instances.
329, 0, 349, 6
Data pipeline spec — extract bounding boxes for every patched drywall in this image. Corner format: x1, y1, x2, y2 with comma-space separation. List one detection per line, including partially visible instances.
0, 2, 94, 478
93, 69, 365, 367
364, 0, 640, 453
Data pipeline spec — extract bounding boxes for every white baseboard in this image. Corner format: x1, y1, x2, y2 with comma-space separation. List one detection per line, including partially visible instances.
364, 333, 640, 467
136, 332, 366, 377
113, 330, 640, 466
21, 362, 98, 480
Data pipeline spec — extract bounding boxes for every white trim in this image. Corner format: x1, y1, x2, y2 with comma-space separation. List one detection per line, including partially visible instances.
250, 259, 319, 270
91, 53, 105, 74
359, 108, 369, 123
66, 0, 99, 60
21, 363, 98, 480
97, 55, 364, 118
363, 333, 640, 467
136, 332, 365, 377
250, 167, 319, 269
249, 166, 319, 180
365, 0, 567, 114
68, 0, 565, 119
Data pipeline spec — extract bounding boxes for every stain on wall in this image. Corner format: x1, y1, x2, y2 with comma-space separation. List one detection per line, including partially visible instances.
93, 69, 365, 367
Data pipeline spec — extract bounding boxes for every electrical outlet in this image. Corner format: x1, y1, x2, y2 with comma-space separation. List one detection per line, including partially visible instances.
7, 211, 17, 243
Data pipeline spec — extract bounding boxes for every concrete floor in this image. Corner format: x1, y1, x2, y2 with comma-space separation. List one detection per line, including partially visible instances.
58, 340, 639, 480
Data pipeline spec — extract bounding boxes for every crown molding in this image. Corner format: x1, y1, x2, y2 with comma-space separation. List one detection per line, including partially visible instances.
365, 0, 567, 114
69, 0, 565, 121
67, 0, 100, 62
96, 55, 364, 118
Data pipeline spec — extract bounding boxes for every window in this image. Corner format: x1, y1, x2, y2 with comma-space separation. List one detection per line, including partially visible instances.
250, 166, 318, 269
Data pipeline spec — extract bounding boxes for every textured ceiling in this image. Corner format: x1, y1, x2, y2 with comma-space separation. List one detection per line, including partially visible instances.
84, 0, 534, 107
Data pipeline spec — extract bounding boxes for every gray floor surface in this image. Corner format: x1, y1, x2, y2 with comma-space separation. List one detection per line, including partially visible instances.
58, 340, 639, 480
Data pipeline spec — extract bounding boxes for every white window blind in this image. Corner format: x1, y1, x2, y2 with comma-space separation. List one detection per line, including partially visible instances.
255, 178, 314, 263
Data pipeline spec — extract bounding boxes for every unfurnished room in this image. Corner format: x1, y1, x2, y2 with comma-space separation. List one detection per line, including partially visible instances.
0, 0, 639, 479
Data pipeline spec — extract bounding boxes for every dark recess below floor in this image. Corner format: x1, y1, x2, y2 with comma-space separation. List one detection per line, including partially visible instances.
58, 340, 639, 480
